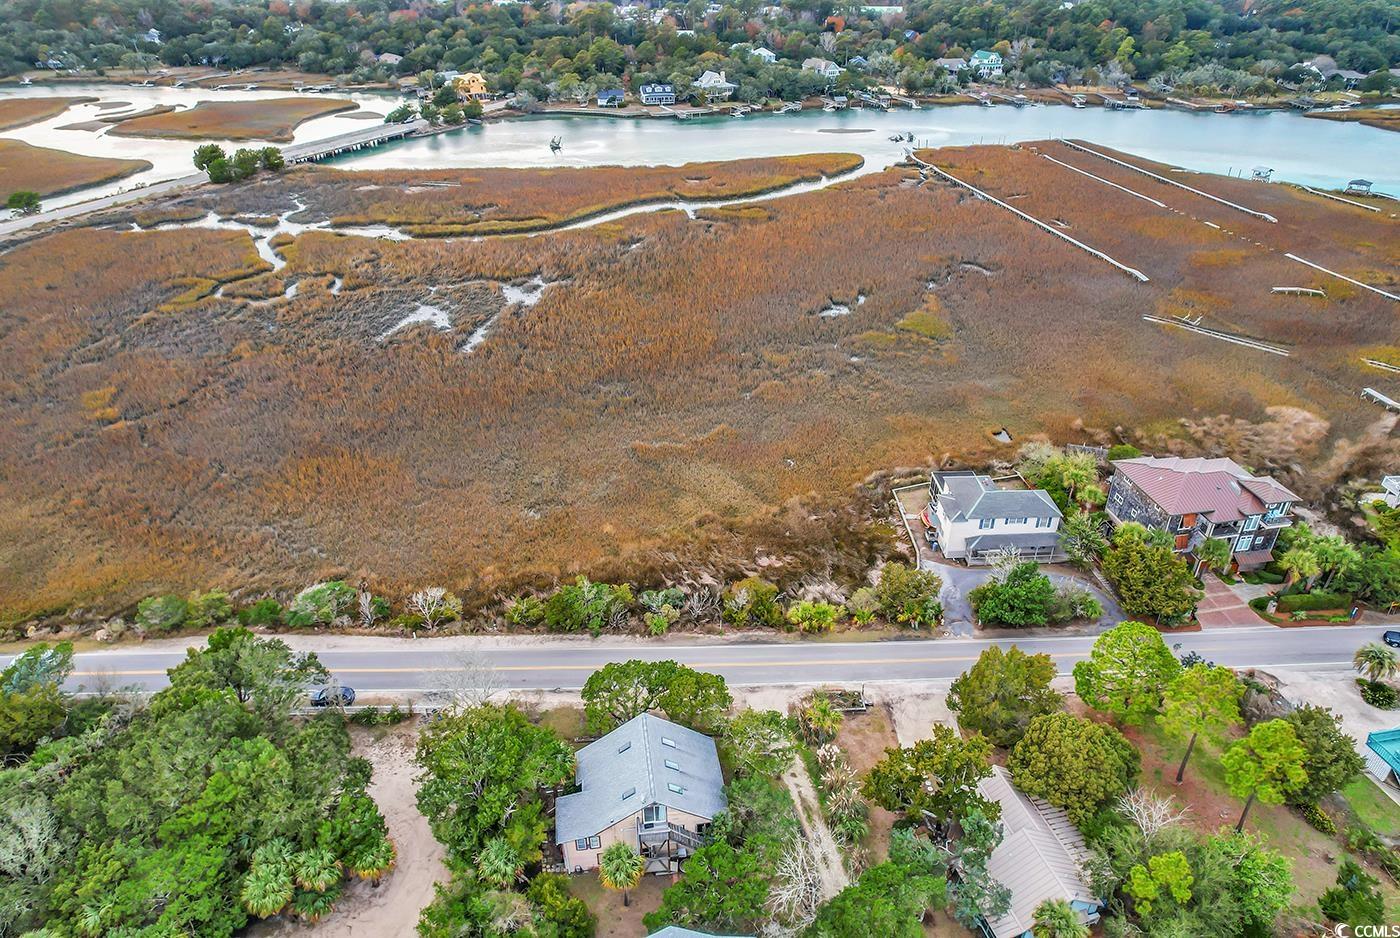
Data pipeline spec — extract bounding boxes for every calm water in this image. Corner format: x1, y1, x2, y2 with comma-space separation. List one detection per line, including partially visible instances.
2, 82, 1397, 209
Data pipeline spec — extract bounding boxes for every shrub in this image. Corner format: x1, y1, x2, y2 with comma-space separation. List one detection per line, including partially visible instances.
786, 600, 843, 633
543, 577, 633, 635
238, 598, 284, 627
847, 586, 879, 625
504, 595, 545, 628
639, 588, 685, 613
389, 613, 426, 631
136, 594, 189, 632
969, 561, 1055, 626
1297, 803, 1336, 835
1047, 585, 1102, 623
874, 562, 942, 629
285, 581, 356, 628
644, 611, 672, 635
722, 577, 783, 629
186, 589, 234, 629
1106, 444, 1142, 460
1358, 680, 1399, 709
1276, 592, 1352, 614
350, 705, 412, 726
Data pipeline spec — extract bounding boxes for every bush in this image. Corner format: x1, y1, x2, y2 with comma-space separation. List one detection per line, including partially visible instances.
136, 594, 189, 632
875, 562, 942, 629
1276, 592, 1352, 614
1298, 803, 1337, 835
389, 613, 426, 632
1358, 680, 1399, 710
238, 598, 285, 627
847, 586, 879, 625
969, 561, 1054, 626
786, 600, 843, 633
350, 705, 412, 726
285, 581, 356, 628
1243, 569, 1285, 585
644, 610, 673, 635
543, 577, 633, 635
1107, 444, 1142, 460
1047, 585, 1102, 623
504, 595, 545, 628
186, 589, 234, 629
722, 577, 784, 629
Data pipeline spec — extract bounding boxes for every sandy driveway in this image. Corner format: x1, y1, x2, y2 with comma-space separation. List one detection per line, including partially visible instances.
248, 722, 448, 938
782, 755, 850, 900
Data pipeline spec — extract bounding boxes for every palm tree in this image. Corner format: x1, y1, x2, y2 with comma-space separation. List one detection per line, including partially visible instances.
1354, 642, 1399, 685
1033, 898, 1089, 938
1194, 537, 1233, 578
1277, 545, 1321, 588
598, 841, 646, 907
346, 835, 397, 885
291, 847, 341, 892
240, 862, 294, 918
477, 836, 523, 889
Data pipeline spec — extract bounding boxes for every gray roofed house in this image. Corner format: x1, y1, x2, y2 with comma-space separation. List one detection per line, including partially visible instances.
648, 928, 754, 938
555, 713, 725, 873
975, 766, 1101, 938
921, 471, 1065, 564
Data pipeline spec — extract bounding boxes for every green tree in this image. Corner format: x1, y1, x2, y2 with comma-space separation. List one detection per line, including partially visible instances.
192, 143, 226, 171
862, 724, 995, 823
260, 147, 285, 171
527, 872, 596, 938
598, 841, 645, 907
969, 561, 1056, 626
1008, 712, 1139, 825
165, 625, 328, 720
1318, 859, 1386, 927
1125, 850, 1193, 916
950, 805, 1011, 928
643, 842, 768, 934
1059, 511, 1107, 568
230, 147, 263, 180
464, 98, 484, 119
1277, 544, 1321, 587
1074, 621, 1182, 724
476, 836, 522, 888
1353, 642, 1399, 684
416, 703, 574, 863
1157, 663, 1242, 782
1032, 898, 1089, 938
581, 659, 731, 734
1193, 537, 1233, 577
1221, 719, 1308, 831
874, 562, 943, 628
948, 645, 1063, 748
807, 861, 948, 938
723, 709, 796, 777
6, 190, 40, 214
544, 576, 633, 635
1102, 525, 1201, 624
136, 593, 189, 632
1283, 704, 1365, 806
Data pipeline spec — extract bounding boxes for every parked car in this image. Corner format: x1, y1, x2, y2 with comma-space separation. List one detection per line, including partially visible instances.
311, 684, 356, 707
1383, 630, 1400, 649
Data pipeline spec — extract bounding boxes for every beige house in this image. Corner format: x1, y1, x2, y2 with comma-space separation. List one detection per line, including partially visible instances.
555, 713, 726, 874
451, 72, 489, 99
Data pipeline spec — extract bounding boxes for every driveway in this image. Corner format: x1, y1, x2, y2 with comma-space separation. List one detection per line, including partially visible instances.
928, 559, 1124, 636
1196, 574, 1265, 628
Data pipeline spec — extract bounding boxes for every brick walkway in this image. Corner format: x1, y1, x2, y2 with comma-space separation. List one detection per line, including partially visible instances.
1195, 574, 1264, 628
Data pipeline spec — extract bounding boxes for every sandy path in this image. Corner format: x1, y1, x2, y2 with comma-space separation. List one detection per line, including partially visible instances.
781, 756, 850, 901
248, 722, 448, 937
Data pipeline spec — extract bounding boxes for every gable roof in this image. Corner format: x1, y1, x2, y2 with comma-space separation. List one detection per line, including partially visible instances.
1366, 728, 1400, 778
697, 69, 736, 87
931, 471, 1062, 522
977, 767, 1098, 938
1111, 455, 1298, 523
555, 713, 726, 844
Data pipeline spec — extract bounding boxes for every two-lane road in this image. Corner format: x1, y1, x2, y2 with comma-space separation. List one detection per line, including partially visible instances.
36, 624, 1377, 695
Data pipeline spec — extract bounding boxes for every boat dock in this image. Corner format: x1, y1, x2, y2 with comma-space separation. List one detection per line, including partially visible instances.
282, 119, 428, 163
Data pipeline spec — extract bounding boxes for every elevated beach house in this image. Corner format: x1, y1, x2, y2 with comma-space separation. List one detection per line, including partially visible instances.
640, 82, 677, 105
596, 88, 626, 108
555, 714, 725, 874
802, 57, 843, 80
695, 70, 737, 100
921, 471, 1065, 564
969, 49, 1004, 78
1105, 455, 1298, 571
974, 767, 1102, 937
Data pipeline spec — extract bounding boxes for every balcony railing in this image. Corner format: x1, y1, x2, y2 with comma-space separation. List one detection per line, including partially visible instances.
639, 822, 702, 850
1259, 514, 1293, 529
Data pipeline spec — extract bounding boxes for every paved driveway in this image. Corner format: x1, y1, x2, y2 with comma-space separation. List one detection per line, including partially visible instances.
1196, 574, 1264, 628
928, 559, 1125, 636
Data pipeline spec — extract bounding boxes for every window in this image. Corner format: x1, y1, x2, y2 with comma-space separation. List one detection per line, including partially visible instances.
1035, 517, 1052, 528
1243, 515, 1259, 532
668, 783, 685, 794
643, 805, 667, 825
574, 836, 601, 850
617, 741, 631, 753
621, 787, 636, 800
661, 736, 677, 748
978, 518, 995, 530
1007, 517, 1027, 525
664, 759, 679, 771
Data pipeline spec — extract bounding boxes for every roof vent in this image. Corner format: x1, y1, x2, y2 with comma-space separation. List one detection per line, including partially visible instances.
661, 736, 677, 748
622, 787, 636, 800
664, 759, 679, 770
618, 741, 632, 753
667, 783, 685, 794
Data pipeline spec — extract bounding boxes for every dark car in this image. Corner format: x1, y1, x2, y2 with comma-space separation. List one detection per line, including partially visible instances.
311, 685, 356, 707
1384, 630, 1400, 649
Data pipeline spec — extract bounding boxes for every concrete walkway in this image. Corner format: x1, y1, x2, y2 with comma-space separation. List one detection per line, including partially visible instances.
1196, 574, 1263, 628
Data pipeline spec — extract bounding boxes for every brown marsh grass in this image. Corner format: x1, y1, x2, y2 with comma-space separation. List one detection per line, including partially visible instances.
107, 97, 358, 141
0, 146, 1392, 622
0, 96, 89, 130
0, 138, 151, 197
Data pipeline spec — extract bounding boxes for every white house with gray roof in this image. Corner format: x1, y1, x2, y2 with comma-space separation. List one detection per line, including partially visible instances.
555, 713, 725, 873
921, 470, 1065, 564
975, 767, 1101, 938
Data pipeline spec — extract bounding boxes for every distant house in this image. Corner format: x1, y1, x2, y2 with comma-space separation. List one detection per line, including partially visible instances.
848, 55, 869, 70
377, 52, 403, 67
1105, 455, 1299, 572
1335, 68, 1367, 88
436, 69, 462, 85
639, 82, 676, 105
555, 714, 725, 874
921, 471, 1065, 565
1347, 178, 1374, 194
969, 49, 1004, 78
1366, 729, 1400, 792
452, 71, 489, 99
861, 1, 904, 13
975, 767, 1102, 938
1379, 475, 1400, 508
596, 88, 626, 107
934, 57, 968, 73
695, 69, 737, 100
802, 57, 843, 80
752, 47, 778, 64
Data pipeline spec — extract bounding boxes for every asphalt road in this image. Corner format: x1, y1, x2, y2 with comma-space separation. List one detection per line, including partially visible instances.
41, 624, 1379, 695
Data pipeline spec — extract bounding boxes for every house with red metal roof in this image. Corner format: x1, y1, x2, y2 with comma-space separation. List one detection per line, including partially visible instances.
1104, 455, 1299, 571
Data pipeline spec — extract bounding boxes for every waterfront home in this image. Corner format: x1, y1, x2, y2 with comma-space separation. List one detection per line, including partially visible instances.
861, 2, 904, 14
975, 767, 1101, 938
695, 70, 737, 100
921, 471, 1065, 565
848, 55, 870, 70
452, 72, 489, 99
377, 52, 403, 67
640, 82, 677, 105
969, 49, 1004, 78
1365, 729, 1400, 792
596, 88, 626, 108
436, 69, 462, 86
1105, 455, 1298, 572
555, 714, 725, 874
1382, 475, 1400, 508
934, 57, 967, 73
802, 57, 843, 80
752, 47, 778, 64
1347, 178, 1374, 194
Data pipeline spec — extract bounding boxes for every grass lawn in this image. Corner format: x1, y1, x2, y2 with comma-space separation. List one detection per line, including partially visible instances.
534, 703, 586, 742
1124, 720, 1400, 915
1342, 776, 1400, 838
565, 870, 667, 937
0, 138, 150, 197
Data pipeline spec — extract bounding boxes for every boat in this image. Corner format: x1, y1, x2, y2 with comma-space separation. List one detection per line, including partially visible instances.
889, 134, 904, 141
466, 117, 483, 126
979, 97, 995, 107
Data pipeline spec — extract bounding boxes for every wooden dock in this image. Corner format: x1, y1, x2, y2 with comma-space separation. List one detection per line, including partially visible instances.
282, 119, 428, 163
